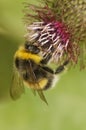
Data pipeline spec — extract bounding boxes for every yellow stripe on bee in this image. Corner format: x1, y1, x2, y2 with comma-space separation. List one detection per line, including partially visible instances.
24, 78, 48, 90
14, 46, 42, 64
38, 78, 48, 89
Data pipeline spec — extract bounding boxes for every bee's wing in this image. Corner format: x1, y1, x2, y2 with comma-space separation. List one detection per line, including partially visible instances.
37, 90, 48, 105
31, 89, 48, 105
28, 61, 48, 105
28, 60, 37, 83
10, 67, 25, 100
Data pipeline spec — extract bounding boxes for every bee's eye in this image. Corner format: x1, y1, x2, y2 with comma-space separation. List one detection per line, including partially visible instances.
25, 42, 40, 54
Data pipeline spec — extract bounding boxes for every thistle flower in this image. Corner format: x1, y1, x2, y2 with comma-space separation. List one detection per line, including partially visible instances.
24, 0, 86, 68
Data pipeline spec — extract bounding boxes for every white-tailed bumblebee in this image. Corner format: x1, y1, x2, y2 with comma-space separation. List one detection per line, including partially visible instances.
10, 41, 69, 104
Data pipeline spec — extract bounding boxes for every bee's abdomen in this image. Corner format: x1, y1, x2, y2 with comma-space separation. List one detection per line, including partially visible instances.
43, 77, 53, 90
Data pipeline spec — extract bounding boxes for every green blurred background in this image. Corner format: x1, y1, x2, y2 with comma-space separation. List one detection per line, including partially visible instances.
0, 0, 86, 130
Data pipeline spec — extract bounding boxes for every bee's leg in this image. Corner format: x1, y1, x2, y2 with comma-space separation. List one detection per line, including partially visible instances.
41, 53, 52, 64
42, 66, 54, 74
55, 60, 69, 74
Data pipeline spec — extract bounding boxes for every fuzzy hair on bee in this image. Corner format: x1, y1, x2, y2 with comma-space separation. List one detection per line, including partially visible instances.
10, 41, 69, 104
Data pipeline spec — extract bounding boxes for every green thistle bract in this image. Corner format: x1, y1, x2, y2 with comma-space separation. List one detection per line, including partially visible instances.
24, 0, 86, 68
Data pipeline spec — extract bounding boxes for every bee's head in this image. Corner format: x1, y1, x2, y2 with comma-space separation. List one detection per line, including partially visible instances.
25, 41, 40, 54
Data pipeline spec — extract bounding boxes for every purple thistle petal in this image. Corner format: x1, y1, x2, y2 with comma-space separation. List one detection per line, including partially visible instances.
24, 0, 86, 68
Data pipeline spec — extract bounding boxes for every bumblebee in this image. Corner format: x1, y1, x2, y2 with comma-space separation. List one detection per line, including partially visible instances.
10, 41, 69, 104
